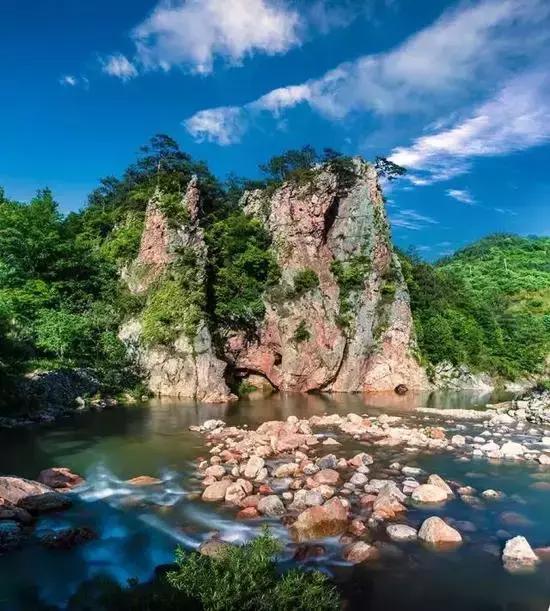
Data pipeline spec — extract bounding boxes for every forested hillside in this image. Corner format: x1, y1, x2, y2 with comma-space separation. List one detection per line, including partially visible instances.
400, 235, 550, 380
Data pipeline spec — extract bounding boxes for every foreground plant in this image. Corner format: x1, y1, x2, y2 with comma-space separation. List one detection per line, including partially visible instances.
167, 530, 340, 611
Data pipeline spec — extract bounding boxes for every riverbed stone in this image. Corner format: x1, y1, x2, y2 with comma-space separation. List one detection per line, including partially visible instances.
224, 481, 248, 505
418, 517, 462, 548
411, 484, 448, 504
202, 480, 231, 502
39, 527, 97, 550
343, 541, 379, 564
500, 441, 526, 459
126, 475, 162, 486
481, 489, 503, 500
289, 498, 348, 542
274, 463, 299, 478
204, 465, 226, 479
386, 524, 418, 542
0, 498, 33, 524
372, 484, 407, 519
349, 452, 373, 468
317, 454, 338, 470
236, 507, 259, 519
199, 538, 233, 558
257, 495, 285, 517
243, 456, 265, 479
451, 435, 466, 447
0, 477, 71, 514
502, 536, 539, 571
313, 469, 340, 486
37, 468, 85, 491
349, 472, 368, 486
427, 474, 454, 497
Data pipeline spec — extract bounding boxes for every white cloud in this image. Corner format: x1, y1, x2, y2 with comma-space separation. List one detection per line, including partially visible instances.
59, 75, 78, 86
184, 0, 550, 142
251, 84, 312, 114
389, 69, 550, 183
494, 207, 518, 216
390, 209, 439, 231
101, 54, 138, 81
133, 0, 301, 74
446, 188, 475, 204
59, 75, 89, 89
184, 107, 246, 145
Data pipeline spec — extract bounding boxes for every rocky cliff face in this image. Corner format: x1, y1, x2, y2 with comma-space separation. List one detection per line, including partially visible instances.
227, 160, 428, 393
121, 161, 427, 402
120, 178, 234, 403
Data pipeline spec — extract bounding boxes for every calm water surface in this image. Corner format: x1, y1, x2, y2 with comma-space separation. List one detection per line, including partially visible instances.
1, 391, 550, 610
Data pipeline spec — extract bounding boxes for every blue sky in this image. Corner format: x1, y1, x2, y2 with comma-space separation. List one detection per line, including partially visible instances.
1, 0, 549, 258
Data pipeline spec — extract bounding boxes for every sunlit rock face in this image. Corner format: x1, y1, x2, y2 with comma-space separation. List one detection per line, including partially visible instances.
121, 161, 427, 402
227, 160, 428, 393
120, 177, 234, 403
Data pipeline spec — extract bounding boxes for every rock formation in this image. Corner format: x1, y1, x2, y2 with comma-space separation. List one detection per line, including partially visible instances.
120, 178, 234, 403
121, 160, 427, 402
227, 160, 427, 393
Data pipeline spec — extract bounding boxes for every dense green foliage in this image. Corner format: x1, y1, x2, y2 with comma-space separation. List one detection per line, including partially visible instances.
167, 531, 339, 611
292, 268, 320, 296
59, 532, 340, 611
401, 234, 550, 379
207, 212, 279, 332
141, 249, 206, 345
0, 188, 137, 392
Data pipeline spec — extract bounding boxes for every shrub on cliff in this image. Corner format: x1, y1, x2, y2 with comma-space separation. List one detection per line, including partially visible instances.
167, 531, 340, 611
207, 212, 279, 331
293, 269, 320, 296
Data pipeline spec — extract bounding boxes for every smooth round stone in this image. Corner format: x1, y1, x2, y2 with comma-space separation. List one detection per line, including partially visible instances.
386, 524, 417, 542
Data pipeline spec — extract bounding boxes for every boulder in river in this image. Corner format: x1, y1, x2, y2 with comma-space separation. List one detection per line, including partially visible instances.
418, 516, 462, 548
39, 527, 97, 550
290, 498, 348, 542
257, 495, 285, 517
0, 498, 34, 524
343, 541, 380, 564
386, 524, 418, 542
502, 536, 539, 572
0, 477, 71, 514
37, 467, 85, 491
412, 484, 449, 504
126, 475, 162, 486
202, 480, 231, 502
426, 474, 454, 497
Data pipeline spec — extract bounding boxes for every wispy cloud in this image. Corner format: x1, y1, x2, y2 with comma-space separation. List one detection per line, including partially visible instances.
446, 188, 475, 204
59, 75, 78, 86
59, 74, 89, 89
389, 69, 550, 184
101, 54, 138, 81
494, 207, 518, 216
390, 209, 439, 231
183, 0, 550, 143
184, 107, 246, 145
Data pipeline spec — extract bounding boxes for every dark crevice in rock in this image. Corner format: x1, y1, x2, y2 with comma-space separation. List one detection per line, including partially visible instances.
322, 196, 340, 244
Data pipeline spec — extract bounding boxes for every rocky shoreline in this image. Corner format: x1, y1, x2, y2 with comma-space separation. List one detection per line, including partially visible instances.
188, 402, 550, 571
0, 368, 133, 429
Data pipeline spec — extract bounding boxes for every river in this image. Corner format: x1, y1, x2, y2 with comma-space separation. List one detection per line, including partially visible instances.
1, 391, 550, 610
